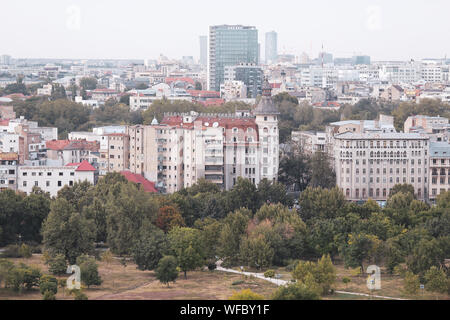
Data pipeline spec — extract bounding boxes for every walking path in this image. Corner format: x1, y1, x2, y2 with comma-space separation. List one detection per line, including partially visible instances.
215, 261, 408, 300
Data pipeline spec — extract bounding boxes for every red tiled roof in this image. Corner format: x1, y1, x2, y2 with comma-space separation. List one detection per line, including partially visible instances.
66, 160, 96, 172
120, 171, 158, 193
187, 90, 220, 98
271, 83, 282, 89
198, 99, 225, 106
165, 77, 195, 85
161, 115, 258, 131
46, 140, 70, 150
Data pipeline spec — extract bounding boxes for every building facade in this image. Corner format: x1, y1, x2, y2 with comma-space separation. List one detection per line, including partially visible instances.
208, 25, 259, 92
334, 132, 430, 203
265, 31, 278, 64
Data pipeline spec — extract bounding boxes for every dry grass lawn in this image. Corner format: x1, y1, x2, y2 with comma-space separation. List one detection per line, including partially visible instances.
0, 254, 278, 300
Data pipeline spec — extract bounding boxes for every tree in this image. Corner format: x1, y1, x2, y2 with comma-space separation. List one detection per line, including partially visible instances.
403, 271, 420, 295
48, 254, 67, 275
389, 184, 415, 199
155, 256, 179, 287
309, 151, 336, 189
257, 179, 290, 207
106, 183, 159, 255
272, 283, 321, 300
132, 223, 168, 271
229, 289, 264, 300
424, 266, 447, 295
299, 187, 347, 221
239, 233, 274, 269
39, 275, 58, 295
278, 153, 311, 192
155, 206, 185, 233
340, 233, 381, 273
168, 227, 205, 279
406, 238, 444, 277
79, 77, 98, 90
227, 177, 260, 212
76, 255, 102, 288
218, 209, 251, 264
292, 255, 336, 295
42, 290, 56, 300
41, 198, 96, 264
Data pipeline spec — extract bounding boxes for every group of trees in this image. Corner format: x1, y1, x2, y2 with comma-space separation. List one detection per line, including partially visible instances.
1, 171, 449, 298
279, 150, 336, 191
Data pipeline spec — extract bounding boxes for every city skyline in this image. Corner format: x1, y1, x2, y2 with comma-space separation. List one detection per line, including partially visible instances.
2, 0, 450, 61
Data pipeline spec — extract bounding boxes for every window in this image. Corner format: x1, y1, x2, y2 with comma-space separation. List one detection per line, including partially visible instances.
58, 181, 62, 187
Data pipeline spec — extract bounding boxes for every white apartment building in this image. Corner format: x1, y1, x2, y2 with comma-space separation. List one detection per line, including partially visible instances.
18, 161, 96, 196
129, 85, 192, 111
37, 84, 52, 96
291, 131, 327, 154
334, 132, 430, 202
220, 80, 247, 101
379, 63, 422, 84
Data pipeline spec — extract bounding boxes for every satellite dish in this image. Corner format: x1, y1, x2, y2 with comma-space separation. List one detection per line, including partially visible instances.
213, 122, 219, 128
205, 122, 209, 127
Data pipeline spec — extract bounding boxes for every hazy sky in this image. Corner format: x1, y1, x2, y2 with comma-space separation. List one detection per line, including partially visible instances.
2, 0, 449, 61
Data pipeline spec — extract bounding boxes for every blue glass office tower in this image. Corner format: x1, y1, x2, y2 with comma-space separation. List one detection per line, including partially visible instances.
208, 25, 259, 91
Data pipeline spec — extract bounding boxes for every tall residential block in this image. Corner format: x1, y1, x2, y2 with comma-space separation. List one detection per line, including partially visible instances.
199, 35, 208, 67
265, 31, 278, 64
208, 25, 259, 92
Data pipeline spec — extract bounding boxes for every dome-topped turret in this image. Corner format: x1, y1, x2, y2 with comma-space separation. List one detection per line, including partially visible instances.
253, 77, 280, 115
151, 117, 159, 125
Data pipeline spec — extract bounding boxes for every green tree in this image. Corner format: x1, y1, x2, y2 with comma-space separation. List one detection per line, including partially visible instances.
155, 256, 179, 287
168, 227, 205, 279
424, 266, 448, 295
403, 271, 420, 295
76, 255, 102, 288
48, 254, 67, 275
272, 283, 321, 300
132, 223, 168, 271
278, 153, 311, 192
218, 209, 251, 264
41, 198, 96, 264
106, 183, 159, 255
79, 77, 98, 90
309, 151, 336, 189
239, 233, 274, 269
39, 274, 58, 295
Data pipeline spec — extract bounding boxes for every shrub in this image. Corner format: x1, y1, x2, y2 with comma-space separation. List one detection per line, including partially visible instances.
48, 254, 67, 275
272, 283, 321, 300
43, 290, 56, 300
19, 244, 32, 258
1, 245, 21, 258
40, 275, 58, 295
229, 289, 264, 300
403, 271, 420, 295
264, 270, 276, 278
342, 277, 351, 285
76, 255, 102, 288
232, 280, 244, 286
72, 289, 88, 300
207, 259, 217, 271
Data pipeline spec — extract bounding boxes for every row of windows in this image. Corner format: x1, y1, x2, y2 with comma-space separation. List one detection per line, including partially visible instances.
22, 171, 74, 177
22, 180, 72, 187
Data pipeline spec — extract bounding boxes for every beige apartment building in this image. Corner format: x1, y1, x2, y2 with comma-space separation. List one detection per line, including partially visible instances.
126, 79, 280, 193
99, 133, 130, 174
334, 132, 430, 202
429, 141, 450, 201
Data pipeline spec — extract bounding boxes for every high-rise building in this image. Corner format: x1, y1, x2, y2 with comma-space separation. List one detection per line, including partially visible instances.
224, 63, 263, 98
352, 55, 371, 65
208, 25, 259, 92
265, 31, 278, 64
199, 36, 207, 67
0, 55, 11, 65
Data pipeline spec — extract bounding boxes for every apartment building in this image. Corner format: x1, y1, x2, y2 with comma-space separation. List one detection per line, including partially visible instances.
46, 139, 100, 167
291, 131, 327, 154
334, 132, 430, 203
429, 141, 450, 201
0, 152, 18, 191
18, 161, 96, 197
404, 115, 450, 142
127, 79, 279, 193
99, 133, 130, 175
